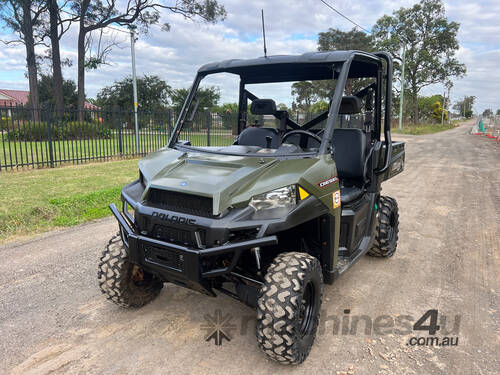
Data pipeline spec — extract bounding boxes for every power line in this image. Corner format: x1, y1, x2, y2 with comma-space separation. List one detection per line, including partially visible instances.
318, 0, 371, 34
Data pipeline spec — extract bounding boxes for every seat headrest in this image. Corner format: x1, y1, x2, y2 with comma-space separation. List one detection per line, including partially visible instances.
339, 96, 362, 114
251, 99, 277, 115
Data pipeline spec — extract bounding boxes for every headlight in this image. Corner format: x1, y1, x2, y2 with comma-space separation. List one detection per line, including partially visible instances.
249, 185, 297, 211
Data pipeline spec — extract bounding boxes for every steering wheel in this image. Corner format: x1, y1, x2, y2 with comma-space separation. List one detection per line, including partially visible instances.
282, 130, 322, 147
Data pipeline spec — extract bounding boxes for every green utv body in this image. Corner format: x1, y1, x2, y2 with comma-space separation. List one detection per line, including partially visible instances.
99, 50, 405, 364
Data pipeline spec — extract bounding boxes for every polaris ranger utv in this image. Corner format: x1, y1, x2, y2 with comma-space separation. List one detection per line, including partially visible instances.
99, 50, 405, 365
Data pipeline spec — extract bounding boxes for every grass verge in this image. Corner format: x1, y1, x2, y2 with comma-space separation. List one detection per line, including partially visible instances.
0, 158, 139, 243
391, 121, 458, 135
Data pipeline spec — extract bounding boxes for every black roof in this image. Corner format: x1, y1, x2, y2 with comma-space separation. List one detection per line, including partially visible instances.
198, 50, 381, 83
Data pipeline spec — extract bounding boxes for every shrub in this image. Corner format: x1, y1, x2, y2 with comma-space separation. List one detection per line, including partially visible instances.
0, 117, 8, 131
6, 120, 111, 141
219, 113, 237, 130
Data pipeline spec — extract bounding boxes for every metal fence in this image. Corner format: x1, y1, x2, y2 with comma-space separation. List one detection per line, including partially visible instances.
0, 105, 245, 171
0, 105, 349, 171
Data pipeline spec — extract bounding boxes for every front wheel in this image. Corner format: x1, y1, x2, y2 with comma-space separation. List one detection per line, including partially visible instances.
256, 252, 323, 365
98, 234, 163, 307
368, 196, 399, 257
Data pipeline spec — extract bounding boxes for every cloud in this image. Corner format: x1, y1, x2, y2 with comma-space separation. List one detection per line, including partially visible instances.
448, 47, 500, 111
0, 0, 498, 112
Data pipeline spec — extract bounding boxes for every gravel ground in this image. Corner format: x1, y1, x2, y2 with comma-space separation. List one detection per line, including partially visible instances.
1, 121, 499, 375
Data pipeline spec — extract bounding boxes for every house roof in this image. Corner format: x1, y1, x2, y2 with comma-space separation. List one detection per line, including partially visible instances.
83, 102, 100, 110
0, 89, 29, 103
0, 89, 99, 109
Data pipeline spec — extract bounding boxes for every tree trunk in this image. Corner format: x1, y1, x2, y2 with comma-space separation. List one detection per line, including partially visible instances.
413, 95, 418, 125
411, 83, 419, 125
48, 0, 64, 113
77, 21, 86, 120
22, 1, 39, 120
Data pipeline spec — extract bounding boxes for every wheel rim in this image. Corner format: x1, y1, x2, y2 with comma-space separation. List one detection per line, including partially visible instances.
131, 264, 156, 287
298, 281, 315, 336
387, 211, 397, 242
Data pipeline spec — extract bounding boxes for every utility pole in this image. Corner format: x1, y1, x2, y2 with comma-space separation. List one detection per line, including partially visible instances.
130, 29, 139, 153
445, 82, 452, 124
441, 91, 445, 126
398, 44, 406, 131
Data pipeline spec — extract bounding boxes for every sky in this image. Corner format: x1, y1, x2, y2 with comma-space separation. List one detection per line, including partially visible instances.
0, 0, 499, 113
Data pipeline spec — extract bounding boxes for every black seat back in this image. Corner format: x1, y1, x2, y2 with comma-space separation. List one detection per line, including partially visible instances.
250, 99, 277, 115
339, 96, 363, 114
237, 127, 279, 148
332, 128, 366, 180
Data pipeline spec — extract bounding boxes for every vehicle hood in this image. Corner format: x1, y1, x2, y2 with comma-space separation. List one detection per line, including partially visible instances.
138, 147, 319, 215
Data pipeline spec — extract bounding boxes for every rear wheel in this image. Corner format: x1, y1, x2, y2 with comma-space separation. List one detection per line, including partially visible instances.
256, 252, 323, 365
98, 234, 163, 307
368, 196, 399, 257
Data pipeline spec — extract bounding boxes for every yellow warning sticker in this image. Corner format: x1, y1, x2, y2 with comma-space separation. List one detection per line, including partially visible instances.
333, 190, 341, 209
298, 186, 310, 200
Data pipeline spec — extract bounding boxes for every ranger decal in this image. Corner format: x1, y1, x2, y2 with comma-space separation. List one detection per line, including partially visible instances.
318, 176, 339, 188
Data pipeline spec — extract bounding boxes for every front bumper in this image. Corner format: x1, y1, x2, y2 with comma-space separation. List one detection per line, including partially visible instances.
110, 203, 277, 293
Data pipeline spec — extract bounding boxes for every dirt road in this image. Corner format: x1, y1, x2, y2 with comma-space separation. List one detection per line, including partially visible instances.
1, 122, 499, 375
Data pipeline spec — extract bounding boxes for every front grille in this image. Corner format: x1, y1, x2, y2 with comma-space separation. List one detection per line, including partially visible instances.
152, 224, 205, 247
147, 188, 213, 217
143, 244, 184, 271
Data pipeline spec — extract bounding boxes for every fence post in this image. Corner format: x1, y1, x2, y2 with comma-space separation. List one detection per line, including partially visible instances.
45, 105, 54, 168
167, 109, 172, 136
117, 106, 123, 155
206, 111, 211, 146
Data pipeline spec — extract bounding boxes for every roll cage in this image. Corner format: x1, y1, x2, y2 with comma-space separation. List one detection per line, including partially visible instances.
168, 50, 393, 170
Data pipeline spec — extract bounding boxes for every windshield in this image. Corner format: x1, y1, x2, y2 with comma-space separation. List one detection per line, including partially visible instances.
170, 64, 375, 157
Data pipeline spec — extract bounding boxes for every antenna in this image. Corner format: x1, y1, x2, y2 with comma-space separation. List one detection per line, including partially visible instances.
261, 9, 267, 57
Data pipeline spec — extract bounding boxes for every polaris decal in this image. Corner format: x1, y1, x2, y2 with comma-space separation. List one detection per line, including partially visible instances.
317, 176, 339, 188
152, 211, 196, 225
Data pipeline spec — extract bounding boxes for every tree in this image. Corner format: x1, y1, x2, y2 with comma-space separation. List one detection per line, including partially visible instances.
212, 102, 238, 129
373, 0, 466, 124
0, 0, 47, 113
318, 27, 374, 52
496, 109, 500, 116
96, 75, 171, 111
314, 28, 376, 98
309, 100, 329, 113
170, 86, 220, 111
46, 0, 77, 112
38, 73, 78, 107
418, 94, 443, 121
213, 102, 238, 114
291, 81, 318, 111
431, 100, 447, 122
71, 0, 226, 115
482, 109, 493, 118
277, 103, 290, 112
453, 96, 475, 118
84, 28, 123, 70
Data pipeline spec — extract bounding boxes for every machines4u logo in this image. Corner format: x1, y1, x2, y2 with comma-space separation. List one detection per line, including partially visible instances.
201, 309, 237, 346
